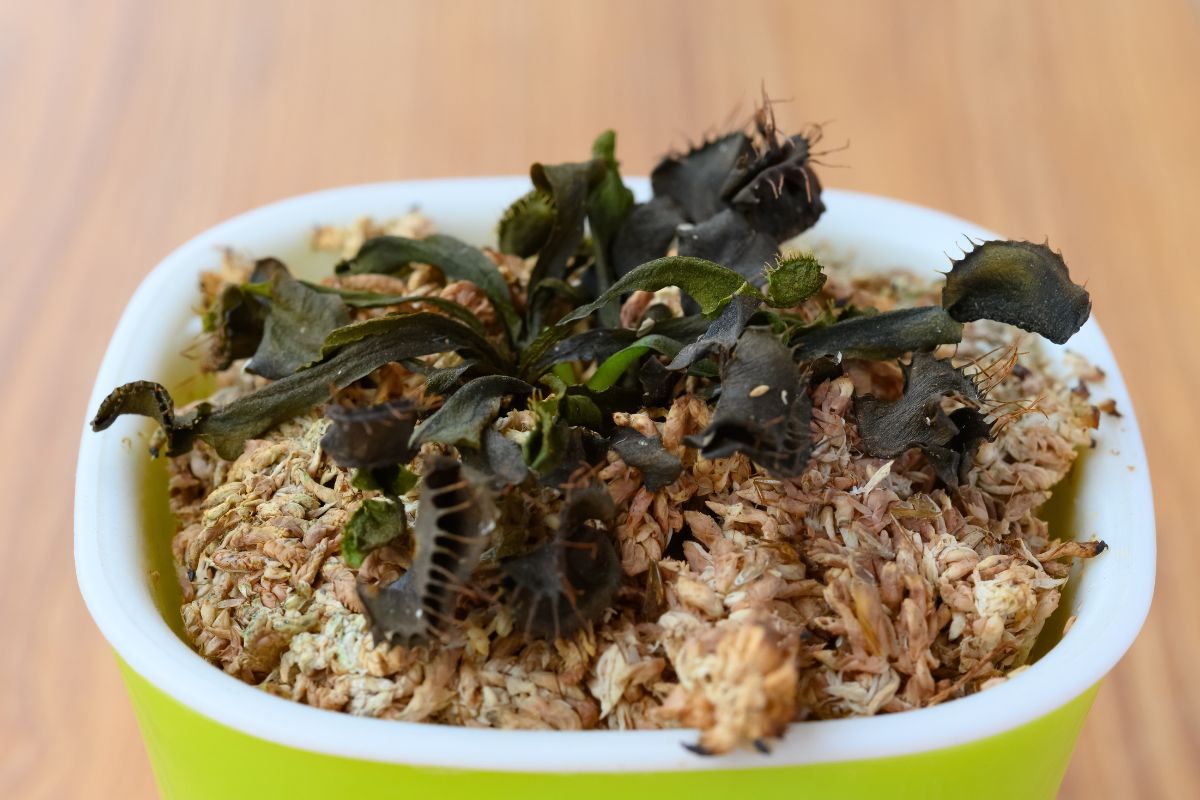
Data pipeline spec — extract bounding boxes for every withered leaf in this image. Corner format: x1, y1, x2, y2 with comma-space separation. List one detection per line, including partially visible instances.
321, 400, 417, 470
243, 259, 351, 379
727, 134, 826, 241
410, 375, 532, 450
609, 427, 682, 491
501, 486, 621, 639
942, 240, 1091, 344
341, 496, 407, 569
793, 306, 963, 361
358, 457, 493, 647
202, 284, 264, 371
685, 329, 812, 477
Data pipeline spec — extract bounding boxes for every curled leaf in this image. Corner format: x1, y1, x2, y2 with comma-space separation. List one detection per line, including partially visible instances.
321, 400, 417, 470
358, 457, 493, 647
243, 259, 352, 379
765, 252, 826, 308
93, 313, 505, 460
527, 160, 604, 291
651, 132, 753, 222
609, 428, 682, 491
676, 208, 778, 282
341, 496, 407, 569
334, 235, 519, 338
410, 376, 532, 450
793, 306, 963, 361
685, 329, 812, 477
501, 486, 622, 639
854, 352, 988, 485
727, 134, 825, 241
498, 189, 556, 257
202, 284, 264, 370
942, 240, 1091, 344
90, 380, 209, 457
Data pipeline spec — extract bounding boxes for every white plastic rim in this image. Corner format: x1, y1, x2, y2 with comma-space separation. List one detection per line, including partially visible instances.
75, 179, 1155, 773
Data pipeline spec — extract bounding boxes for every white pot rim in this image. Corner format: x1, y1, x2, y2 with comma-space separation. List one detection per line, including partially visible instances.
75, 179, 1155, 773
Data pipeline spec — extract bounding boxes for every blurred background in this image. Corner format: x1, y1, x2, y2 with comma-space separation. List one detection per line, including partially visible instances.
2, 1, 1197, 797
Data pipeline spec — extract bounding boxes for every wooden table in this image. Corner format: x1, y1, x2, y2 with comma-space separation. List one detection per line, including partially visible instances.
2, 1, 1196, 796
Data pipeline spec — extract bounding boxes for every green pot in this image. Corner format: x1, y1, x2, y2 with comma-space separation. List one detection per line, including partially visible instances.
76, 180, 1155, 799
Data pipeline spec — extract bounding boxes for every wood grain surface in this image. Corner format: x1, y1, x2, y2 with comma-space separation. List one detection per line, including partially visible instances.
2, 1, 1197, 797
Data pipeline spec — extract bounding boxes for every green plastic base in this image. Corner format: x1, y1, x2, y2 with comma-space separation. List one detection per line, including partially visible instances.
118, 659, 1097, 799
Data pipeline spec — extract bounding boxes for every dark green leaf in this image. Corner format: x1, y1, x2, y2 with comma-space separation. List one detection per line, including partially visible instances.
556, 256, 761, 327
501, 486, 622, 638
243, 259, 351, 379
765, 252, 827, 307
202, 284, 264, 370
533, 328, 638, 374
359, 457, 493, 646
342, 497, 407, 569
350, 465, 419, 496
793, 306, 963, 361
422, 360, 480, 396
612, 196, 686, 277
727, 134, 826, 241
303, 283, 492, 338
320, 313, 506, 371
462, 428, 530, 488
684, 329, 812, 477
334, 235, 519, 339
410, 375, 532, 450
587, 131, 635, 325
942, 240, 1091, 344
668, 293, 762, 371
638, 355, 680, 407
609, 428, 682, 491
676, 209, 778, 282
528, 160, 604, 291
498, 189, 556, 257
854, 352, 988, 485
651, 132, 753, 222
321, 400, 417, 470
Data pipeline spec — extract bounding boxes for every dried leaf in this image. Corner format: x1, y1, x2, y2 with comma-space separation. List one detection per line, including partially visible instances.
202, 284, 264, 370
90, 380, 209, 457
942, 240, 1091, 344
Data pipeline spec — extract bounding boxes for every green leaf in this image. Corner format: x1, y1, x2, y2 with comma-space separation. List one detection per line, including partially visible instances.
556, 256, 762, 327
342, 497, 407, 569
334, 235, 520, 339
243, 259, 351, 379
498, 189, 556, 257
320, 313, 507, 371
304, 282, 493, 336
585, 334, 681, 392
410, 375, 532, 450
942, 240, 1091, 344
765, 252, 827, 307
792, 306, 963, 361
532, 328, 638, 374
